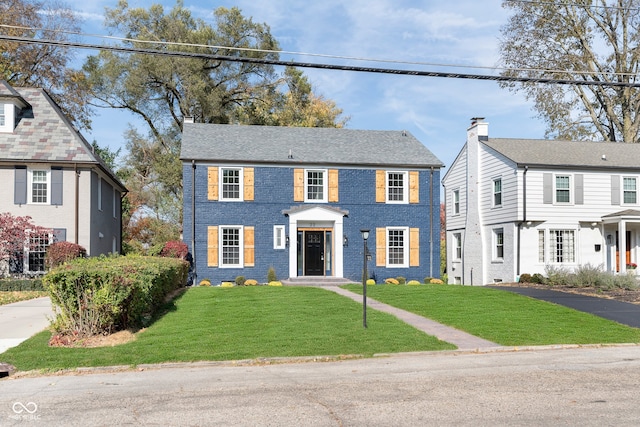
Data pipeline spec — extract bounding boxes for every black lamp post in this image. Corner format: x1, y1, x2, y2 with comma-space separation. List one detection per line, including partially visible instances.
360, 229, 370, 328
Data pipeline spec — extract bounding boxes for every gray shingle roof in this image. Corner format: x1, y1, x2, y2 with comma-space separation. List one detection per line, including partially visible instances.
181, 123, 443, 168
484, 138, 640, 169
0, 85, 125, 190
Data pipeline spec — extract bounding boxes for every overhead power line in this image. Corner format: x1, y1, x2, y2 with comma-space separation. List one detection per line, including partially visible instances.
2, 34, 640, 88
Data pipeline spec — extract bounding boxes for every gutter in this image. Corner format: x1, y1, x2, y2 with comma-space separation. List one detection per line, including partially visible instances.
191, 160, 197, 285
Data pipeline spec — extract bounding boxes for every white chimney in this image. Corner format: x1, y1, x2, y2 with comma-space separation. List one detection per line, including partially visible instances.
468, 117, 488, 141
184, 116, 194, 124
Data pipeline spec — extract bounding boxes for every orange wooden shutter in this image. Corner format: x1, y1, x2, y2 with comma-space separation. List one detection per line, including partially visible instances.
409, 228, 420, 266
328, 169, 339, 202
409, 171, 419, 204
207, 226, 218, 267
244, 168, 254, 201
294, 169, 304, 201
244, 226, 255, 267
207, 167, 218, 201
376, 170, 385, 203
376, 227, 386, 266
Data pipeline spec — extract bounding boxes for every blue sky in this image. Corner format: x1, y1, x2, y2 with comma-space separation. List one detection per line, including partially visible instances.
65, 0, 547, 171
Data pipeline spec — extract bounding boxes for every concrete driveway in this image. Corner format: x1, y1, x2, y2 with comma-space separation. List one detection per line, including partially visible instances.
0, 297, 54, 354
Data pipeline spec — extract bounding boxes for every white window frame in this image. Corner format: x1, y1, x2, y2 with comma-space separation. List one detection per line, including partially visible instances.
113, 191, 118, 218
386, 226, 409, 268
493, 228, 504, 261
452, 189, 460, 215
493, 178, 502, 207
386, 171, 408, 204
0, 104, 6, 128
273, 225, 286, 250
28, 168, 50, 205
23, 230, 51, 274
554, 174, 572, 204
453, 233, 462, 260
304, 169, 327, 203
219, 167, 244, 202
550, 229, 576, 264
538, 230, 545, 263
219, 225, 244, 268
622, 176, 637, 205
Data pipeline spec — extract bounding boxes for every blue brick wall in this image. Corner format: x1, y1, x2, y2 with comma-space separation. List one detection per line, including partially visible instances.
183, 164, 441, 284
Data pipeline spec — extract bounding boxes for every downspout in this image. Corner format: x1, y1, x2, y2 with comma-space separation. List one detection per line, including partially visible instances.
191, 160, 197, 285
75, 164, 79, 244
517, 166, 529, 277
429, 167, 434, 278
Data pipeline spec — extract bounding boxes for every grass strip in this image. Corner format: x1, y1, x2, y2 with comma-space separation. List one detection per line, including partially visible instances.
1, 286, 454, 372
343, 284, 640, 346
0, 291, 48, 306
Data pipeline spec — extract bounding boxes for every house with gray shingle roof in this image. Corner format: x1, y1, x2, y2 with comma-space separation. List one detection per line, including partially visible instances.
442, 118, 640, 285
0, 81, 126, 276
181, 122, 443, 285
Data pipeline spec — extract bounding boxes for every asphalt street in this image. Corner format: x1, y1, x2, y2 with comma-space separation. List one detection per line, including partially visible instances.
2, 345, 640, 426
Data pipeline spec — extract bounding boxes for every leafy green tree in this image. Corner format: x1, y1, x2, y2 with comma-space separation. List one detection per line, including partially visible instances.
0, 0, 93, 130
499, 0, 640, 142
84, 1, 347, 247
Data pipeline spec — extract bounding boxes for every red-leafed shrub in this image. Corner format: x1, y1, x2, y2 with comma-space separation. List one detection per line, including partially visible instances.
45, 242, 87, 269
160, 240, 189, 259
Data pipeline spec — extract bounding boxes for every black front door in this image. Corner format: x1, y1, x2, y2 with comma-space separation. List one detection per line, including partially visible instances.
304, 231, 324, 276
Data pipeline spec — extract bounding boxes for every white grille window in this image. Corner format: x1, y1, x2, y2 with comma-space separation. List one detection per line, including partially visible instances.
453, 190, 460, 215
555, 175, 571, 203
550, 230, 575, 263
453, 233, 462, 260
221, 168, 242, 200
623, 177, 637, 204
30, 170, 49, 204
538, 230, 545, 263
494, 229, 504, 260
305, 170, 326, 202
220, 227, 242, 267
493, 178, 502, 207
387, 227, 409, 267
387, 172, 407, 203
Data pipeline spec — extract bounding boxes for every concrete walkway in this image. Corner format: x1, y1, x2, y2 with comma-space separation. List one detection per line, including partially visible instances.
0, 296, 54, 354
324, 286, 500, 350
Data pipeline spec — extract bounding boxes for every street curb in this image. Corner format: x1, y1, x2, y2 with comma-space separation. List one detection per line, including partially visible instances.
5, 343, 640, 379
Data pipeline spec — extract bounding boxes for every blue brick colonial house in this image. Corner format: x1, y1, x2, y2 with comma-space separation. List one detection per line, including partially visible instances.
181, 122, 443, 285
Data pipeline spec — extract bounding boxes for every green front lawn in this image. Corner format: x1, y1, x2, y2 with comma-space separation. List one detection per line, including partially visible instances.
0, 286, 454, 372
343, 284, 640, 346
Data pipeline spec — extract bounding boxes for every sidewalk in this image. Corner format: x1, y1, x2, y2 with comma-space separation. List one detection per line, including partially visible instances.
324, 286, 500, 350
0, 297, 54, 354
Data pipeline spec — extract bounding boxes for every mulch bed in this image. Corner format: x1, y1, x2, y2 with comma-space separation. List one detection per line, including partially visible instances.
498, 282, 640, 305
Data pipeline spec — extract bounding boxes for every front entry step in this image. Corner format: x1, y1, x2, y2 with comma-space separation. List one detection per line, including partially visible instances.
282, 277, 354, 286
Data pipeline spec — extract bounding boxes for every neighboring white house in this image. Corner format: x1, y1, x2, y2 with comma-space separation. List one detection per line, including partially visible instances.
0, 81, 127, 275
443, 118, 640, 285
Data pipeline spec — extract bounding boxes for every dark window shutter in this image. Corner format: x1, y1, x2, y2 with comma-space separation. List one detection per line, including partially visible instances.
14, 166, 27, 204
611, 175, 620, 205
543, 173, 552, 204
574, 174, 584, 205
51, 167, 63, 205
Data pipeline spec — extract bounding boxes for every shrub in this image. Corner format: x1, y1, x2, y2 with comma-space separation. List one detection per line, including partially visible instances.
160, 240, 189, 259
366, 279, 376, 285
221, 282, 234, 287
531, 273, 545, 284
0, 278, 44, 291
518, 273, 532, 283
45, 242, 86, 269
245, 279, 258, 286
423, 277, 433, 284
396, 276, 406, 285
267, 266, 277, 282
268, 281, 282, 287
407, 280, 421, 285
385, 278, 399, 285
235, 276, 246, 286
574, 263, 604, 287
199, 279, 211, 286
544, 265, 572, 287
44, 255, 188, 336
429, 278, 444, 284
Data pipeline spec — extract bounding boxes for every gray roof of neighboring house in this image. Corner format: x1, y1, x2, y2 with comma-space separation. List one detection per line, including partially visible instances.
484, 138, 640, 170
0, 83, 126, 191
181, 123, 444, 168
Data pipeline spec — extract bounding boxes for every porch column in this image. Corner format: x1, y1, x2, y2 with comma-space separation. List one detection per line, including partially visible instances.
619, 221, 627, 274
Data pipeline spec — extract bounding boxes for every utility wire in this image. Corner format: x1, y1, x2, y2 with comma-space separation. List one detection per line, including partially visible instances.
504, 0, 640, 12
2, 34, 640, 88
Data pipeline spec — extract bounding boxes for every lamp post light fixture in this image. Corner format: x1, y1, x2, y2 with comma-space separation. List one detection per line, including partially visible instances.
360, 229, 370, 329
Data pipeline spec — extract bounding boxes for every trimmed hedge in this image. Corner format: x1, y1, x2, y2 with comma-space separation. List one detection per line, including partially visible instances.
44, 255, 188, 336
0, 278, 45, 291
